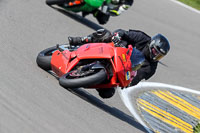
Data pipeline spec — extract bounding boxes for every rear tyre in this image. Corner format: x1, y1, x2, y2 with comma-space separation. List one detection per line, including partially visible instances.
59, 69, 107, 88
97, 88, 115, 99
36, 46, 57, 71
46, 0, 66, 5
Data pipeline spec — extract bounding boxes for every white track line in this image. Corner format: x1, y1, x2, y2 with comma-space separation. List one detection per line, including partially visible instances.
118, 84, 154, 133
169, 0, 200, 14
118, 82, 200, 133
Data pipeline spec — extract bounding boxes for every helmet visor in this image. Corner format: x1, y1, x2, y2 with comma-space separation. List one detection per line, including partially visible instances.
151, 46, 165, 61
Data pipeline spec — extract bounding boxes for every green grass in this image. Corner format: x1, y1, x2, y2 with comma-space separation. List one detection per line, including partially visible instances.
178, 0, 200, 10
193, 122, 200, 133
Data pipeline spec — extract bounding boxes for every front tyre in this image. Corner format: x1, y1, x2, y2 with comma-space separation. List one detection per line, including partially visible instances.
59, 69, 107, 88
36, 46, 57, 71
46, 0, 66, 6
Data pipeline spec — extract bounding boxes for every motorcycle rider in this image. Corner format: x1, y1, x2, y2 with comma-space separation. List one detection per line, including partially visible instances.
46, 0, 133, 25
112, 29, 170, 86
68, 29, 170, 85
68, 29, 170, 97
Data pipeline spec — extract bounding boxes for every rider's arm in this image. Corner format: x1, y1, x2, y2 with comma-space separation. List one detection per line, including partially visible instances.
126, 30, 151, 48
130, 61, 158, 86
113, 29, 151, 49
69, 29, 112, 45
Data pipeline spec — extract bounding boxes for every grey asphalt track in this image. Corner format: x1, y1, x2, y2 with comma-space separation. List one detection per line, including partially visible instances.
0, 0, 200, 133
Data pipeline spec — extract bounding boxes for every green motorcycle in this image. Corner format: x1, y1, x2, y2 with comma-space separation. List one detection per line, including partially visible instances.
46, 0, 112, 24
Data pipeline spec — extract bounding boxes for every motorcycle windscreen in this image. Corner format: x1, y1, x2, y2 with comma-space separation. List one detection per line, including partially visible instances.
130, 48, 145, 71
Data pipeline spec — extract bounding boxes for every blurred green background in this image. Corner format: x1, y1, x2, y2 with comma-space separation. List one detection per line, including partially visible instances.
179, 0, 200, 10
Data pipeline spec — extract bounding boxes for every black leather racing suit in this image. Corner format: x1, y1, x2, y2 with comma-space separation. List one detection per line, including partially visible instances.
113, 29, 158, 86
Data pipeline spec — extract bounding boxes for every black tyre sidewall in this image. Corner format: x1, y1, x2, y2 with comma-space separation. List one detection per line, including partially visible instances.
36, 46, 57, 71
46, 0, 66, 5
59, 69, 107, 88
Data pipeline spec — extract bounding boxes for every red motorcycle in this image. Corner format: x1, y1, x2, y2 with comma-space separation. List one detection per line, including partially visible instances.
36, 42, 144, 98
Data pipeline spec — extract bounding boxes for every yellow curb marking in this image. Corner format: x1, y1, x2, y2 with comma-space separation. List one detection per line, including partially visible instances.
138, 98, 193, 133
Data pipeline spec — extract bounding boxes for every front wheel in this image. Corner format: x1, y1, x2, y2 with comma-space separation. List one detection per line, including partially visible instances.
59, 68, 107, 88
46, 0, 66, 6
36, 46, 57, 71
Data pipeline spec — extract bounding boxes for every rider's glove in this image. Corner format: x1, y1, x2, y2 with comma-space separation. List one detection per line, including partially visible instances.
112, 32, 121, 45
109, 4, 130, 16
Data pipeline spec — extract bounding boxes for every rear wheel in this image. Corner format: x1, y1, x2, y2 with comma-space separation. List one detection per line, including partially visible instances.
36, 46, 57, 71
46, 0, 66, 6
59, 67, 107, 88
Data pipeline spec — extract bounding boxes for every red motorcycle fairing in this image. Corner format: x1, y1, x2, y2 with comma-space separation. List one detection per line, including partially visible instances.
114, 46, 133, 87
51, 42, 134, 88
76, 43, 115, 59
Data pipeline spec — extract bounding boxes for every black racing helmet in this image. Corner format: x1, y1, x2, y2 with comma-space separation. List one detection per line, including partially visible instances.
149, 34, 170, 61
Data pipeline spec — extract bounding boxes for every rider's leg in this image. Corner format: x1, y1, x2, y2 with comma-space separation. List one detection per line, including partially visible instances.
93, 9, 110, 25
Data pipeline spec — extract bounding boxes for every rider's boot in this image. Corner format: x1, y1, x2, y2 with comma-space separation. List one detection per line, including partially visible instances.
93, 10, 110, 25
82, 12, 90, 17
